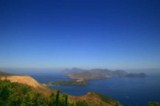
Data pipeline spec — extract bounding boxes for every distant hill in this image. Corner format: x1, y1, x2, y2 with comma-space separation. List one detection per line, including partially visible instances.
67, 68, 146, 80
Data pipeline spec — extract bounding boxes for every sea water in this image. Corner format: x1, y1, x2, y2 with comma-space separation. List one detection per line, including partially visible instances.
32, 72, 160, 106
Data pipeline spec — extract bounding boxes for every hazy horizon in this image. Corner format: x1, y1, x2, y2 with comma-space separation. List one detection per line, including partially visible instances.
1, 67, 160, 75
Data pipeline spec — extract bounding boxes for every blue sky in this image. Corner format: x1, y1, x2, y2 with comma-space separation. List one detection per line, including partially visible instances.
0, 0, 160, 70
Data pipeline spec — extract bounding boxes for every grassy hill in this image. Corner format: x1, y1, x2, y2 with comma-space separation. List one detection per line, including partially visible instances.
0, 80, 122, 106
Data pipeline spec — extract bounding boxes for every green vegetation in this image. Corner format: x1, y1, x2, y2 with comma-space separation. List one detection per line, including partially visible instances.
65, 94, 68, 106
75, 101, 97, 106
0, 80, 46, 106
47, 80, 87, 86
148, 101, 160, 106
0, 80, 67, 106
0, 80, 122, 106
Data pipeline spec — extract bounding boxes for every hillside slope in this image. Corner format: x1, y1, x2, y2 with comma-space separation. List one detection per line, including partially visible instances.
0, 72, 52, 96
0, 71, 122, 106
69, 92, 121, 106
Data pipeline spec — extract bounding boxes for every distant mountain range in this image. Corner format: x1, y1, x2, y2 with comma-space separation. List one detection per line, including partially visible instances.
66, 68, 146, 80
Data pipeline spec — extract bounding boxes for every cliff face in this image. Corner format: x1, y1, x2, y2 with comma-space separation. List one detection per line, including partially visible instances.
0, 75, 43, 88
0, 72, 52, 96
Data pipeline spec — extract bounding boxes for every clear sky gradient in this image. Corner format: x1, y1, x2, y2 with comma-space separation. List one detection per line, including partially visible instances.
0, 0, 160, 69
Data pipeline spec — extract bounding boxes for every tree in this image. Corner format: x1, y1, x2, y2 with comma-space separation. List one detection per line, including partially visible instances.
55, 90, 60, 106
64, 94, 68, 106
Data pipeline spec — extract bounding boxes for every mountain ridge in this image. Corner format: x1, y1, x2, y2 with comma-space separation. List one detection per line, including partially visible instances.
66, 68, 146, 80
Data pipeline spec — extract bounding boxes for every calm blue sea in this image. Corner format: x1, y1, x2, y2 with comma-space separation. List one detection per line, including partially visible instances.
31, 72, 160, 106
